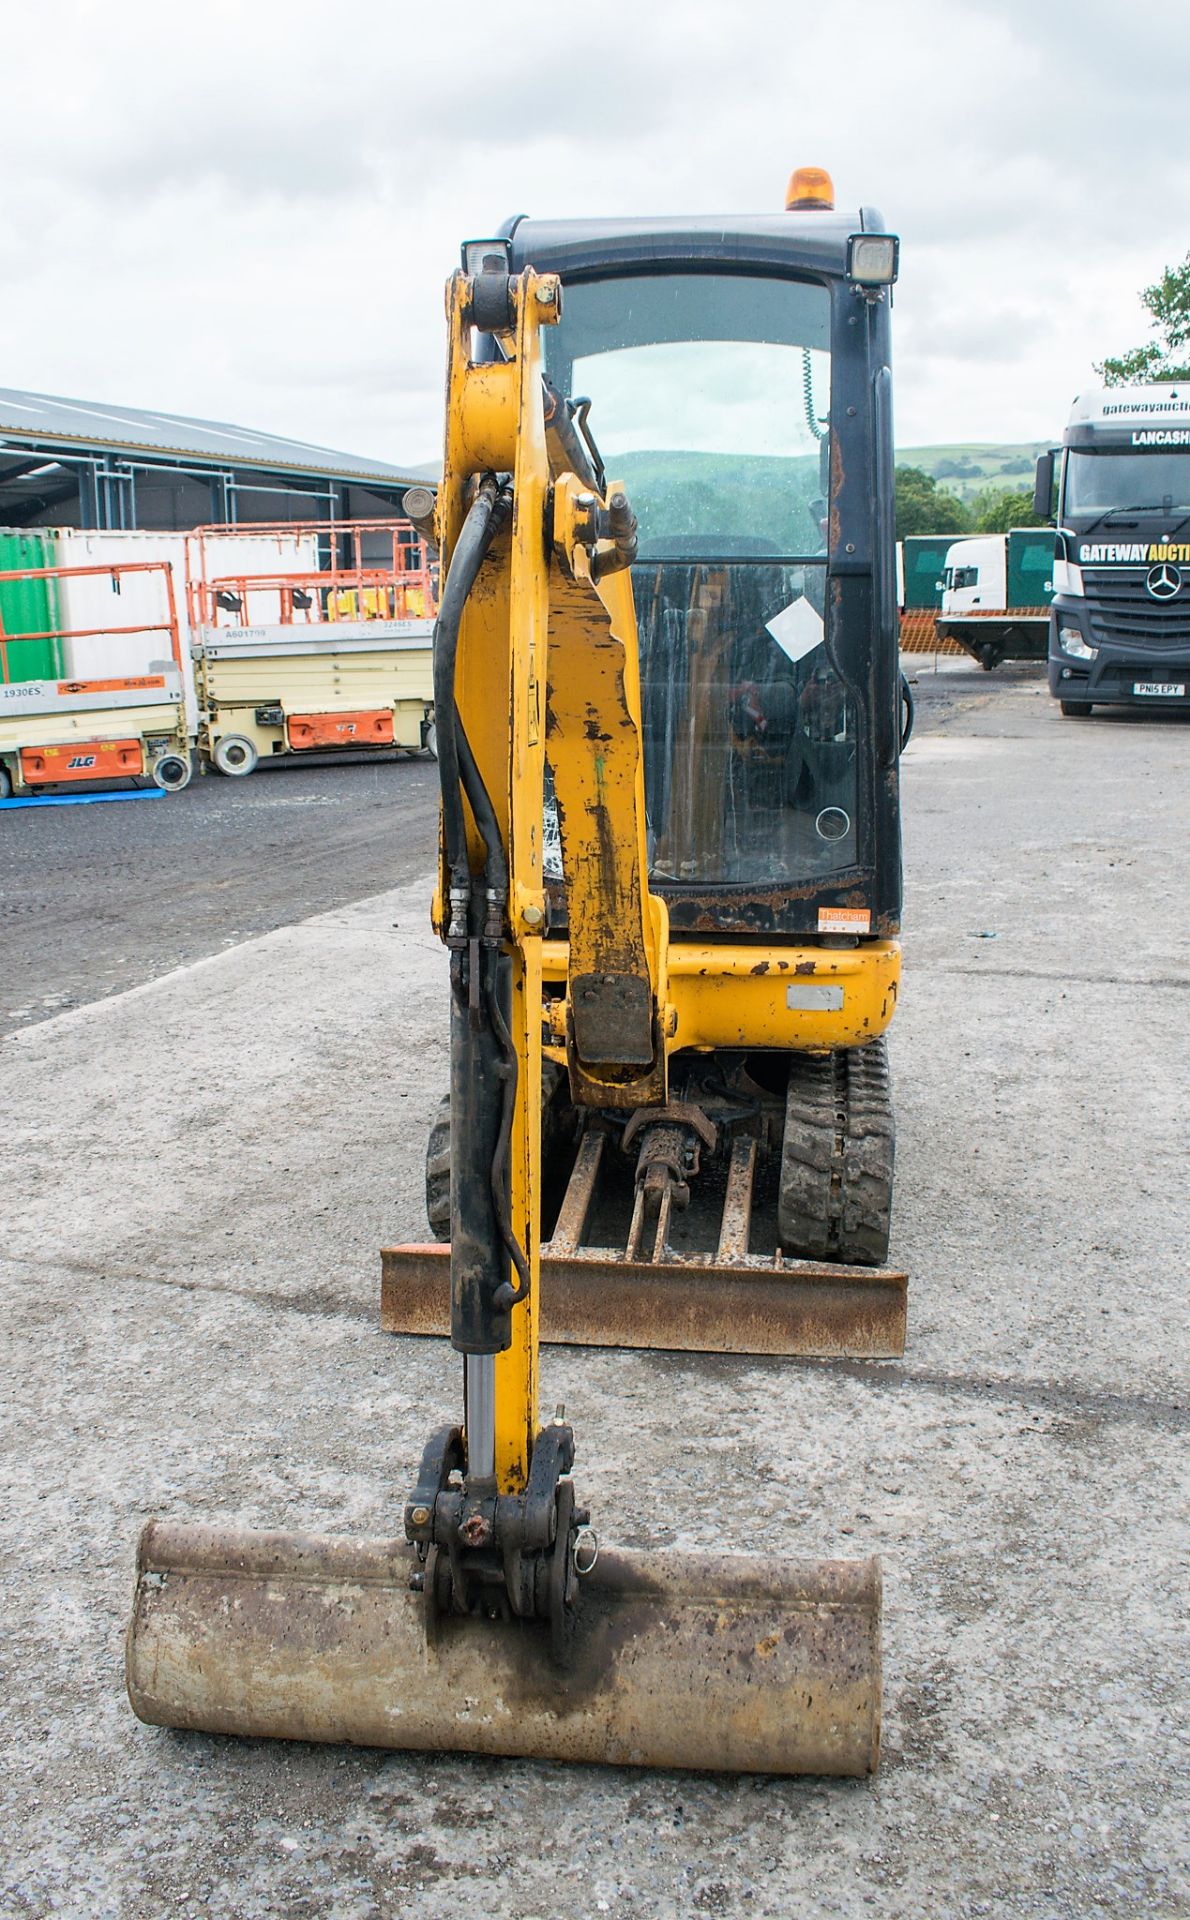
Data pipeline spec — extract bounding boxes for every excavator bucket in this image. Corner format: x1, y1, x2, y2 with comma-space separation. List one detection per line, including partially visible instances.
127, 1520, 881, 1776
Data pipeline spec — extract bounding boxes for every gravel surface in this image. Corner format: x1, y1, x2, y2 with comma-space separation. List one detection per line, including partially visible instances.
0, 754, 439, 1039
1, 662, 1187, 1918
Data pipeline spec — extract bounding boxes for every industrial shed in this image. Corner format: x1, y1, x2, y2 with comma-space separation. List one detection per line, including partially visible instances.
0, 387, 422, 531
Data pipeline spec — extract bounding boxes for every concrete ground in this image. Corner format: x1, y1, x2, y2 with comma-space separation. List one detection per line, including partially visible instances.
1, 661, 1186, 1919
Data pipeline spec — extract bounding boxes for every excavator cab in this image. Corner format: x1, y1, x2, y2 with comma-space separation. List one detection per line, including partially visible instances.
127, 178, 905, 1778
536, 244, 884, 914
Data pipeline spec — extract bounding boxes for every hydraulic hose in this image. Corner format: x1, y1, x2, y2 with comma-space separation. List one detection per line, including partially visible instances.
485, 967, 530, 1309
433, 472, 528, 1334
433, 475, 505, 904
900, 672, 915, 751
542, 376, 603, 491
456, 720, 509, 904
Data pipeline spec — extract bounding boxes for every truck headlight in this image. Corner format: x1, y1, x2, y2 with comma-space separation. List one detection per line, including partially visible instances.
1059, 627, 1097, 660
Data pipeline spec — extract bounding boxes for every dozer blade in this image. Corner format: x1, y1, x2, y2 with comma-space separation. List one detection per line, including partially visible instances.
127, 1520, 881, 1777
387, 1131, 906, 1358
382, 1241, 905, 1358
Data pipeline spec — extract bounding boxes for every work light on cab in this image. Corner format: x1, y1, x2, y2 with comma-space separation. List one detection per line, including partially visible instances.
461, 237, 512, 276
846, 234, 900, 288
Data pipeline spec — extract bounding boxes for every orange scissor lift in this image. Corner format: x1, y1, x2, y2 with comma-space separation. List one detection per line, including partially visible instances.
0, 559, 192, 798
187, 519, 438, 776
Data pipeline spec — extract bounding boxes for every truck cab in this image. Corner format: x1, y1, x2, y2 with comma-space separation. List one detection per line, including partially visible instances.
940, 535, 1003, 613
1037, 384, 1190, 715
935, 530, 1053, 670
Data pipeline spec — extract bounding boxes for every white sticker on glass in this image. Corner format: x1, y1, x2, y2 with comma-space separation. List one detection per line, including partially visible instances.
765, 595, 824, 666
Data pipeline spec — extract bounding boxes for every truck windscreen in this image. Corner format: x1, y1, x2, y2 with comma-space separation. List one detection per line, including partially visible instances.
1065, 450, 1190, 515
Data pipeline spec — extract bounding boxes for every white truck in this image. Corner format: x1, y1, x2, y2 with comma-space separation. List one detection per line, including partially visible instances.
935, 529, 1055, 670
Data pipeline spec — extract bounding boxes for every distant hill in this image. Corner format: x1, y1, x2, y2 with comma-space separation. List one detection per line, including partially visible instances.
896, 443, 1049, 504
406, 442, 1050, 507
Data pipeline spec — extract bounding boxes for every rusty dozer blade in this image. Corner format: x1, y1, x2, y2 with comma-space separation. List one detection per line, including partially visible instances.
127, 1520, 880, 1776
383, 1241, 905, 1357
384, 1133, 906, 1358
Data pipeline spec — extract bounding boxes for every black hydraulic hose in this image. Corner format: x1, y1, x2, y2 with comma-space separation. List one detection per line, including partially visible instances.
900, 671, 915, 751
541, 376, 605, 492
433, 475, 503, 896
485, 964, 530, 1309
432, 475, 526, 1308
456, 718, 508, 902
428, 472, 530, 1312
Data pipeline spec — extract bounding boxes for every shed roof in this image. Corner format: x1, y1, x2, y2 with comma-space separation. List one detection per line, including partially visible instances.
0, 386, 419, 485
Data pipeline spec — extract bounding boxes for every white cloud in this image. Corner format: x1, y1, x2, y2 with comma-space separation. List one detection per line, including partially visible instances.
0, 0, 1186, 461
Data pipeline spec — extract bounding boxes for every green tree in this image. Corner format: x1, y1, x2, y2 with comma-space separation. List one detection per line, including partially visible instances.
969, 486, 1046, 533
894, 465, 969, 541
1099, 253, 1190, 385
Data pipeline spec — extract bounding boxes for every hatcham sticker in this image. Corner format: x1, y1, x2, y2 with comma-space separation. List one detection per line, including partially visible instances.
818, 906, 871, 934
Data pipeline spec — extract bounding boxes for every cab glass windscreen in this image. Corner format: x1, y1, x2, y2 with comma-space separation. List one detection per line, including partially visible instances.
542, 270, 861, 897
544, 272, 830, 558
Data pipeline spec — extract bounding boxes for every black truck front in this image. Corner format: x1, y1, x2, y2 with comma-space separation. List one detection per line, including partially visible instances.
1039, 438, 1190, 715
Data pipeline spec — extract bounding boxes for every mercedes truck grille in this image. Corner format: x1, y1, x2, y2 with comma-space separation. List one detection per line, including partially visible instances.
1084, 569, 1190, 650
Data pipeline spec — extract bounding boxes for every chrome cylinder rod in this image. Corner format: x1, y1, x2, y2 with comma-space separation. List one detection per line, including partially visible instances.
464, 1353, 496, 1480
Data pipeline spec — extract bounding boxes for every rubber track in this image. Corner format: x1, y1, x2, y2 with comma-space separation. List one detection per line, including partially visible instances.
778, 1038, 894, 1266
423, 1063, 566, 1243
425, 1096, 452, 1241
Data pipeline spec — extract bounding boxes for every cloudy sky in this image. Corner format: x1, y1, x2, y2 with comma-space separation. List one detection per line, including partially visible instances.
1, 0, 1186, 466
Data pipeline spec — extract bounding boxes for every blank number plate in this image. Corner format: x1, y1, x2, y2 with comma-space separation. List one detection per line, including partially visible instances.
1133, 681, 1185, 696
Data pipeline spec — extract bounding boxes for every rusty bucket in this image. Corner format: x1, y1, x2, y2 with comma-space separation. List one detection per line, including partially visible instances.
127, 1520, 881, 1776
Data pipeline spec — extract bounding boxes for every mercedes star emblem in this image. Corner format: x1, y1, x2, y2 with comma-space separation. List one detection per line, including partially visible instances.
1146, 563, 1183, 601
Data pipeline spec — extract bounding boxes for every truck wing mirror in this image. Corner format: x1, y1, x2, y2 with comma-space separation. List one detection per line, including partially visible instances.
1033, 449, 1056, 521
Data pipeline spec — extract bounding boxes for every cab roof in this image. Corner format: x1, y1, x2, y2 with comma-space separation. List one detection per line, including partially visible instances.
503, 208, 888, 281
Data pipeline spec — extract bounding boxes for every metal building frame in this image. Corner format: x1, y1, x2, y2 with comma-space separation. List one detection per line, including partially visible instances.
0, 387, 428, 531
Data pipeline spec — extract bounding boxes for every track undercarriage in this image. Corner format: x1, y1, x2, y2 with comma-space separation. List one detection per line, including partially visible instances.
385, 1036, 903, 1360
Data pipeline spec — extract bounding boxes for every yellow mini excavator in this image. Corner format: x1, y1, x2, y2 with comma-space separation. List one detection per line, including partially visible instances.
126, 170, 908, 1776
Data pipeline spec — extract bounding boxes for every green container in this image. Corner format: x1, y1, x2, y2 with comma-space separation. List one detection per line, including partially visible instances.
901, 535, 954, 609
1006, 529, 1056, 611
0, 531, 62, 683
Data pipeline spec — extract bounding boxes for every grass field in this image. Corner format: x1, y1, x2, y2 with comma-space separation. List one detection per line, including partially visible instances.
897, 441, 1049, 503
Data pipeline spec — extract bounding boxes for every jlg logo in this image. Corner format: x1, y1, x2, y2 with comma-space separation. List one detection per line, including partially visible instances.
67, 755, 97, 769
